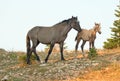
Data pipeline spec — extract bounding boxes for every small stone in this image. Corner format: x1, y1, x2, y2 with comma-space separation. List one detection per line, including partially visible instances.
1, 75, 8, 81
19, 73, 23, 76
39, 63, 47, 66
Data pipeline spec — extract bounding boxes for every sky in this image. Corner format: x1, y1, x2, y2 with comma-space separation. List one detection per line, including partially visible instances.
0, 0, 119, 51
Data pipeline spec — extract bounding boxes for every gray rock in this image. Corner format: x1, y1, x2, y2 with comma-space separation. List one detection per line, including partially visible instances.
1, 75, 8, 81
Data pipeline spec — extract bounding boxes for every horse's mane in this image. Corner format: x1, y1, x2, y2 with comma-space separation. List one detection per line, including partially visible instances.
53, 18, 71, 26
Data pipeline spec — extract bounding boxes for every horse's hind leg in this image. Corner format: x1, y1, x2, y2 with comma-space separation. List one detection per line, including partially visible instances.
32, 40, 40, 62
45, 43, 55, 63
33, 48, 40, 62
27, 40, 40, 64
27, 48, 32, 64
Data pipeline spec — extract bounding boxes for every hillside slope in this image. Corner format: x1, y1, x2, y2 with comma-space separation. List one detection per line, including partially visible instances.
0, 49, 120, 81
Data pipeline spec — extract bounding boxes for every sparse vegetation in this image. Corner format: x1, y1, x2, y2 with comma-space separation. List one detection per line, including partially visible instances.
0, 48, 120, 81
88, 48, 98, 59
18, 54, 36, 64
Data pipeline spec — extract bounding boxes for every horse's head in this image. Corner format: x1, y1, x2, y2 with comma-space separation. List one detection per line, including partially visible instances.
94, 23, 101, 34
69, 16, 82, 32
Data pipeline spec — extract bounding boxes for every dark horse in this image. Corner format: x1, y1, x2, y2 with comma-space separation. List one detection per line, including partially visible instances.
26, 16, 82, 64
75, 23, 101, 56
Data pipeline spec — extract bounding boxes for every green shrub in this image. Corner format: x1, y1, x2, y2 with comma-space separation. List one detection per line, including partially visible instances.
18, 54, 36, 63
88, 48, 98, 59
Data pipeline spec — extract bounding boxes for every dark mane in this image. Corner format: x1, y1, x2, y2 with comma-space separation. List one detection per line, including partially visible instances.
54, 18, 71, 26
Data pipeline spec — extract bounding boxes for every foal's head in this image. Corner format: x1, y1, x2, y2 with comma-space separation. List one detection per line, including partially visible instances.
69, 16, 82, 32
94, 23, 101, 34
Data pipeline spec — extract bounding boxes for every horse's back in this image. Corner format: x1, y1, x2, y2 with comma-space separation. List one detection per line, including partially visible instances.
27, 26, 39, 38
28, 26, 56, 43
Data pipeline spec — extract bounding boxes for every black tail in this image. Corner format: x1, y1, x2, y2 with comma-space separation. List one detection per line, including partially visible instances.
26, 34, 31, 54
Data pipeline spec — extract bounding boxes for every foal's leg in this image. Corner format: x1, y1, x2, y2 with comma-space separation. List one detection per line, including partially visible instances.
81, 40, 86, 56
92, 40, 95, 48
59, 42, 65, 60
45, 43, 55, 63
89, 41, 92, 50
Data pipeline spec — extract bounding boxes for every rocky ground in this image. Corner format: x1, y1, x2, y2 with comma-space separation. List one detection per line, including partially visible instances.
0, 48, 120, 81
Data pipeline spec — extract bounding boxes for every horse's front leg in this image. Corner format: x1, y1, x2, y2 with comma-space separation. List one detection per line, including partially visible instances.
27, 49, 32, 64
75, 39, 81, 58
75, 39, 81, 53
59, 42, 65, 60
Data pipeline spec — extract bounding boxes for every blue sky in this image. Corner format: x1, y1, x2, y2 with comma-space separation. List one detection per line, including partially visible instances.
0, 0, 118, 51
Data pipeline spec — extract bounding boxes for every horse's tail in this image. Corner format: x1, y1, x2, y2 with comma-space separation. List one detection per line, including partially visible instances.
26, 34, 31, 54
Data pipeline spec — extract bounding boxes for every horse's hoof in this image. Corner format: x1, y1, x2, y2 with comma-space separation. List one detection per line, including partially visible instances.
45, 59, 48, 63
37, 59, 40, 61
37, 59, 41, 62
61, 58, 65, 61
27, 62, 31, 65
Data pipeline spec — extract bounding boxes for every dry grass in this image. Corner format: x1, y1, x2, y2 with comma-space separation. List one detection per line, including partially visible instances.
61, 48, 120, 81
69, 62, 120, 81
97, 48, 120, 55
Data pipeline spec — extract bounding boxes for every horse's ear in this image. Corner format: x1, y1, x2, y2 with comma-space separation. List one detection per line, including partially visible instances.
76, 16, 78, 19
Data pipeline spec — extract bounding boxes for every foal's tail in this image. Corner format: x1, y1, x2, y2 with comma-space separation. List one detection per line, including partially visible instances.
75, 36, 77, 41
26, 34, 31, 54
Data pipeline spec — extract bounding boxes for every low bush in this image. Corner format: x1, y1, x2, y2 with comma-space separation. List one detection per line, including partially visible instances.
88, 48, 98, 59
18, 54, 36, 64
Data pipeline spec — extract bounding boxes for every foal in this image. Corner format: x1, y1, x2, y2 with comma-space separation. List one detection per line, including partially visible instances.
75, 23, 101, 56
